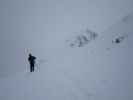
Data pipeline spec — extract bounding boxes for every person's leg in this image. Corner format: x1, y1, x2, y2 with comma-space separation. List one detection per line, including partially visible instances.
30, 64, 32, 72
31, 66, 33, 72
31, 63, 35, 72
30, 63, 34, 72
32, 64, 34, 72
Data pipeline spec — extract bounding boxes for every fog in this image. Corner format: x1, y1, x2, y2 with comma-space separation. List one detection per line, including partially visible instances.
0, 0, 133, 100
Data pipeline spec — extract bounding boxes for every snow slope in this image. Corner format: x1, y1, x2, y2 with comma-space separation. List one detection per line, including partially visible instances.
0, 12, 133, 100
0, 0, 133, 100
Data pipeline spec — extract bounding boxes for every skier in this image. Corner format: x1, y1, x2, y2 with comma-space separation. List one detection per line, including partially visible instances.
28, 53, 36, 72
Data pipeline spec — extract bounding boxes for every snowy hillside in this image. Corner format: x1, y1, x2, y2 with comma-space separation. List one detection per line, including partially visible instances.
0, 0, 133, 100
0, 12, 133, 100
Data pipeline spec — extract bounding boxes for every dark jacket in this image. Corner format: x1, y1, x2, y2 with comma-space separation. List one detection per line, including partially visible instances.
28, 54, 36, 65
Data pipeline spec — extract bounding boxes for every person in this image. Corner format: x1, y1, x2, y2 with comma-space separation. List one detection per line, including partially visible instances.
28, 53, 36, 72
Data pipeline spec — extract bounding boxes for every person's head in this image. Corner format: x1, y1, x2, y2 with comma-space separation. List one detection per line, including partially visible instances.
29, 53, 32, 57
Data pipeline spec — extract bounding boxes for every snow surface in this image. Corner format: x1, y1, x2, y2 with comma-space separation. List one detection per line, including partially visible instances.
0, 0, 133, 100
0, 13, 133, 100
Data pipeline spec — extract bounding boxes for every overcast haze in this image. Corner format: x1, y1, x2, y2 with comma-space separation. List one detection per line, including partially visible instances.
0, 0, 133, 100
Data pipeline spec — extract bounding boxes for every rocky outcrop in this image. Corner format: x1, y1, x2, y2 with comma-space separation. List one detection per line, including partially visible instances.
67, 29, 98, 48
